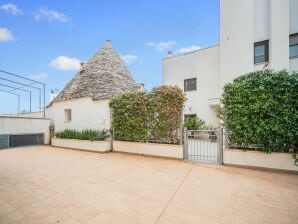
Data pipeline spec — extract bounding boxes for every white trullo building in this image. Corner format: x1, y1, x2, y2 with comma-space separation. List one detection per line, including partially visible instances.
46, 40, 141, 132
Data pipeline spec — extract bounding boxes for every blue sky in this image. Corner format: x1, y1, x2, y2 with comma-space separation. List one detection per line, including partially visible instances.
0, 0, 219, 114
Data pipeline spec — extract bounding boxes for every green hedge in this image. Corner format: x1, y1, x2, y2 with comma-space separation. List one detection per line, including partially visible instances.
110, 85, 186, 144
55, 129, 107, 141
221, 70, 298, 163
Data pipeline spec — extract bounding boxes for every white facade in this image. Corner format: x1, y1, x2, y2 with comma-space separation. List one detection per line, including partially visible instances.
163, 45, 220, 126
46, 97, 110, 132
163, 0, 298, 126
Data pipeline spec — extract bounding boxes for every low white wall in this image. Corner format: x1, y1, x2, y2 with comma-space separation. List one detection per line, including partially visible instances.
224, 149, 298, 172
0, 116, 50, 144
52, 138, 110, 152
113, 141, 183, 159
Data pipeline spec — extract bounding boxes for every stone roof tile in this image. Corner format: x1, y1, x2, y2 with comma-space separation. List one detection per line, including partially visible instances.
52, 40, 140, 103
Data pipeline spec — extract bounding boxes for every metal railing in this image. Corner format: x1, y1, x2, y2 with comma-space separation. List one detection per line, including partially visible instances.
0, 69, 46, 117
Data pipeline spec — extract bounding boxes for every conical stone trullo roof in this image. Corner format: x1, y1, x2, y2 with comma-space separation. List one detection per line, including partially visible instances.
52, 40, 140, 103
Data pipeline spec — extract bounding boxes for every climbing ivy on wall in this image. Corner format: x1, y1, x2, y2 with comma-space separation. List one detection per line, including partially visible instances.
221, 70, 298, 163
110, 85, 186, 144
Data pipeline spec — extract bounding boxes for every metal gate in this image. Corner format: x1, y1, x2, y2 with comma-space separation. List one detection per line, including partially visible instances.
0, 133, 44, 149
184, 129, 223, 164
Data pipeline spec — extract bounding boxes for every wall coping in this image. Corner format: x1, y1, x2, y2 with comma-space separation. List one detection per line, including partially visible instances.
0, 115, 50, 120
54, 137, 107, 142
225, 149, 292, 156
113, 140, 182, 148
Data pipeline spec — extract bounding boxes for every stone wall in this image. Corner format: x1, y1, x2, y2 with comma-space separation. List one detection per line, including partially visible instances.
46, 97, 110, 132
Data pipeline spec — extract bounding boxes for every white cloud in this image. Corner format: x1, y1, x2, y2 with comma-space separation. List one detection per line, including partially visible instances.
28, 72, 47, 81
0, 27, 14, 42
121, 54, 138, 64
50, 56, 81, 71
178, 45, 201, 54
35, 7, 68, 22
0, 3, 23, 15
147, 41, 176, 51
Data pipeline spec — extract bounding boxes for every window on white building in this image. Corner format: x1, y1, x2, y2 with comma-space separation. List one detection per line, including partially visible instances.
254, 40, 269, 64
64, 109, 71, 122
184, 114, 196, 121
290, 33, 298, 58
184, 78, 197, 91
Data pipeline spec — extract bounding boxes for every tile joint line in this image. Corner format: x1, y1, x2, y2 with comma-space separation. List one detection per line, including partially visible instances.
154, 165, 194, 224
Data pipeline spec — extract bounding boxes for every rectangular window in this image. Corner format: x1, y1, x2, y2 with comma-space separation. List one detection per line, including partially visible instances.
64, 109, 71, 122
184, 114, 196, 121
254, 40, 269, 64
290, 33, 298, 58
184, 78, 197, 91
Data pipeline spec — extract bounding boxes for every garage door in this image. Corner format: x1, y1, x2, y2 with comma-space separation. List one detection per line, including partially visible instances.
0, 134, 44, 149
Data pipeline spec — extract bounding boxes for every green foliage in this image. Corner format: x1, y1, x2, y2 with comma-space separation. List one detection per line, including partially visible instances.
221, 70, 298, 164
55, 129, 107, 141
110, 85, 186, 144
184, 117, 206, 130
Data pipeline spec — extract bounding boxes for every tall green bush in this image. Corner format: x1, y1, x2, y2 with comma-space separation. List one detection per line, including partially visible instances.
221, 70, 298, 163
110, 85, 186, 144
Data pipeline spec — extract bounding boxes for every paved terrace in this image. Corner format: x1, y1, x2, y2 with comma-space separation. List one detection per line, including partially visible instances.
0, 146, 297, 224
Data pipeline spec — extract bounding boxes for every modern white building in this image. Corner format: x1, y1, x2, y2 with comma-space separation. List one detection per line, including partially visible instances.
163, 0, 298, 127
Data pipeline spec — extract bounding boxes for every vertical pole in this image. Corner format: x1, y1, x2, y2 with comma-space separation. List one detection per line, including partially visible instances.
17, 95, 20, 114
43, 84, 46, 118
29, 91, 31, 113
183, 127, 187, 160
224, 128, 229, 149
110, 108, 113, 151
179, 108, 184, 145
39, 89, 41, 112
217, 128, 223, 165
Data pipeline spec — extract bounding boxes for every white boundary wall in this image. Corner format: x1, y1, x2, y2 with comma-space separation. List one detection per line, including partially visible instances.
0, 116, 50, 144
113, 141, 183, 159
52, 138, 110, 152
224, 149, 298, 172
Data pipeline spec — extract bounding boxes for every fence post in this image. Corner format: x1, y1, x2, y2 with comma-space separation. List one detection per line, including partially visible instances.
49, 124, 54, 145
183, 127, 187, 160
110, 109, 113, 151
217, 128, 223, 164
224, 128, 228, 150
179, 109, 184, 145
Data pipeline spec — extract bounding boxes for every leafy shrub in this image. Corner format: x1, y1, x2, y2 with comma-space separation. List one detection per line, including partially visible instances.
184, 117, 205, 130
55, 129, 107, 141
110, 85, 186, 144
221, 70, 298, 163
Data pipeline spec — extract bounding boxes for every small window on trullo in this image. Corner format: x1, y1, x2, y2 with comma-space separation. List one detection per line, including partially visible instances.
64, 109, 71, 122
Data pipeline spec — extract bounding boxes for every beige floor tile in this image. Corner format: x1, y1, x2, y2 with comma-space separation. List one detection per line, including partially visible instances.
0, 203, 16, 217
20, 201, 70, 224
0, 209, 26, 224
0, 146, 297, 224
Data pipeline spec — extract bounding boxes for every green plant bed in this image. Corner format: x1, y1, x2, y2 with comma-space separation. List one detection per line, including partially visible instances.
55, 129, 107, 141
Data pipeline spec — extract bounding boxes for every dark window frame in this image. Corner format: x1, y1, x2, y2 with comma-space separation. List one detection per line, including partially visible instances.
64, 109, 72, 122
184, 78, 197, 91
290, 33, 298, 59
254, 40, 269, 64
184, 114, 197, 121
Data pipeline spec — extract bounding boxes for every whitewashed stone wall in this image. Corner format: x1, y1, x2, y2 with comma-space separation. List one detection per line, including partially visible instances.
46, 97, 110, 132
